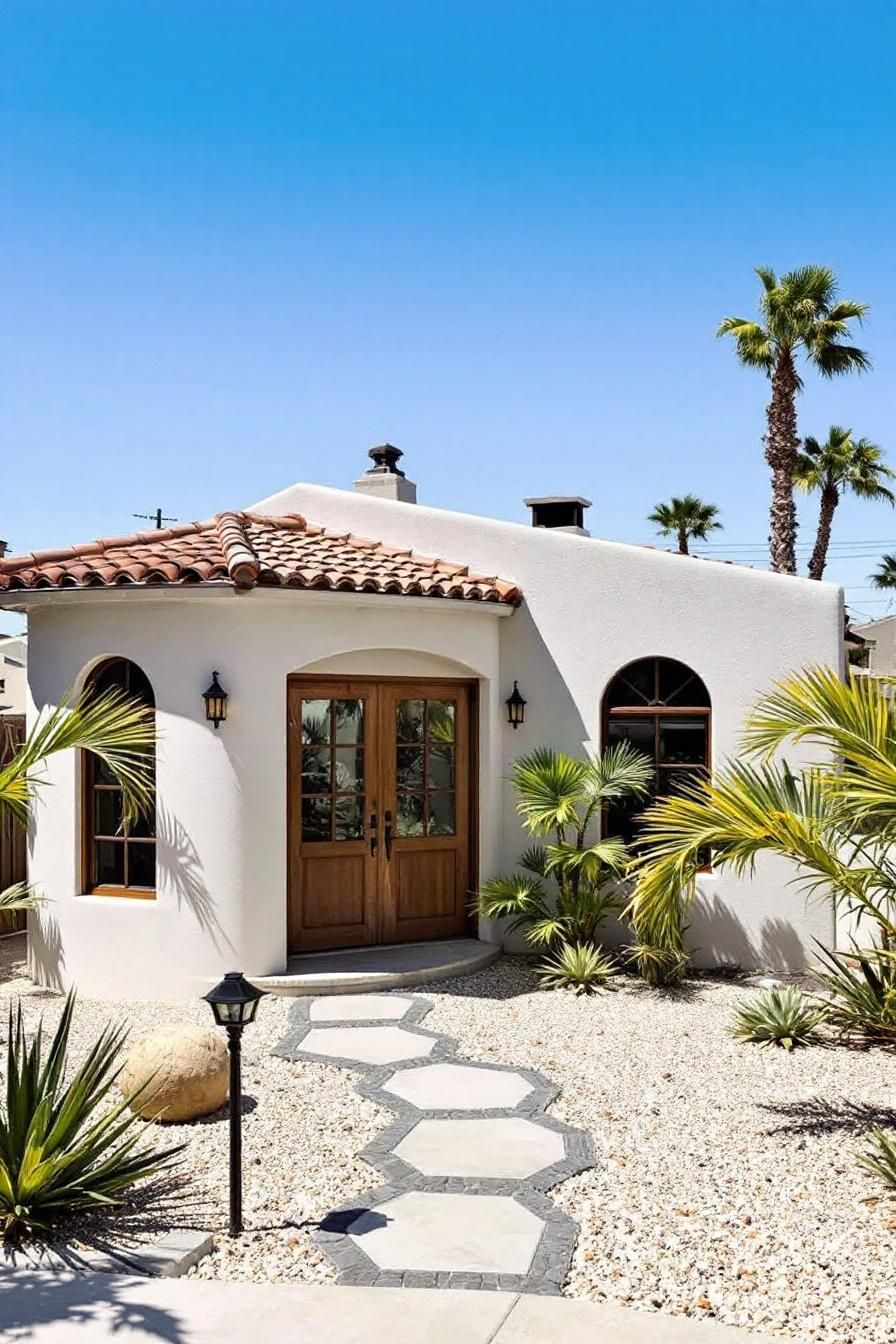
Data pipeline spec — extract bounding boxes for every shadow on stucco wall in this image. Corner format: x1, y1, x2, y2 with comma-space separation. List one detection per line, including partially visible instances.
25, 908, 65, 992
690, 892, 808, 972
156, 806, 226, 948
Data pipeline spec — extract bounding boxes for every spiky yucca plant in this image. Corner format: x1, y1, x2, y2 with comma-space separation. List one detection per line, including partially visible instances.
0, 994, 184, 1240
538, 942, 616, 995
731, 986, 823, 1050
857, 1128, 896, 1190
813, 943, 896, 1041
478, 743, 652, 950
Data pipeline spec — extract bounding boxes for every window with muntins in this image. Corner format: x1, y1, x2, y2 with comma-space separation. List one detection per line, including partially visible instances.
82, 658, 156, 896
602, 657, 710, 848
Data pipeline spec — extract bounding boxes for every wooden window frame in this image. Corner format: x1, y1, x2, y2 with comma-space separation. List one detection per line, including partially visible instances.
80, 658, 157, 900
601, 657, 711, 861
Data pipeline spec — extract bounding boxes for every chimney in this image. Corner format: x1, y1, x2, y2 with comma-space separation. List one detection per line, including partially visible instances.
353, 444, 417, 503
524, 496, 591, 536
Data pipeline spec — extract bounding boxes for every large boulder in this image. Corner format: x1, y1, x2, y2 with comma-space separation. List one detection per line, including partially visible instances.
118, 1024, 228, 1122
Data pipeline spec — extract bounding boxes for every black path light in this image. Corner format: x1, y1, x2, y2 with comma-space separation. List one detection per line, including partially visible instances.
203, 971, 268, 1235
203, 671, 229, 729
506, 680, 527, 729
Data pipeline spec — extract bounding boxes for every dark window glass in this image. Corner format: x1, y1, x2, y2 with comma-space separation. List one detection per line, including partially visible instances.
302, 796, 332, 842
83, 659, 156, 894
602, 659, 710, 861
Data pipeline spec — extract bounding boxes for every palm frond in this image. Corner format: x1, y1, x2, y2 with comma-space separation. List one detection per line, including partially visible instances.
0, 689, 155, 829
0, 884, 39, 913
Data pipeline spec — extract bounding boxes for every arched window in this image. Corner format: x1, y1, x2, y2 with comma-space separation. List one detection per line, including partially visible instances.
82, 658, 156, 897
602, 657, 710, 845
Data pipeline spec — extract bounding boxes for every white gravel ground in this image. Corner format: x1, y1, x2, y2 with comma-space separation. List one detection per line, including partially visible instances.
4, 933, 896, 1344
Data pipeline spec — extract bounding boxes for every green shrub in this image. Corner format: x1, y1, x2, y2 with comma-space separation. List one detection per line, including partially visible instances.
731, 985, 823, 1050
626, 940, 691, 988
857, 1127, 896, 1190
812, 943, 896, 1041
0, 993, 184, 1241
538, 942, 616, 994
478, 744, 651, 954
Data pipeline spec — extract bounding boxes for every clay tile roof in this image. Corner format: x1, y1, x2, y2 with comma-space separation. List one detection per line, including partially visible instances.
0, 512, 522, 607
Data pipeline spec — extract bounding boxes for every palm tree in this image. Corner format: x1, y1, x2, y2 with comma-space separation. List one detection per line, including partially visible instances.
795, 427, 894, 580
718, 266, 870, 575
626, 667, 896, 1030
871, 555, 896, 591
647, 495, 722, 555
0, 688, 155, 914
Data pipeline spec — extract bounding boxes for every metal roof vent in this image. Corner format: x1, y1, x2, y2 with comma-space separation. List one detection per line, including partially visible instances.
353, 443, 417, 503
523, 496, 591, 536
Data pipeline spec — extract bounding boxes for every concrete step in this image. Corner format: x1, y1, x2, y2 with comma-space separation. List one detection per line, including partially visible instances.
251, 937, 500, 996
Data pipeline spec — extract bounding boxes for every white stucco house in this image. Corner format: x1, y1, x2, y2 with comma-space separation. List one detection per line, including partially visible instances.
0, 447, 843, 999
0, 633, 27, 716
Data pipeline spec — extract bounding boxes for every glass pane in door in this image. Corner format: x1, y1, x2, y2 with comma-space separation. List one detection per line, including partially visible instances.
300, 698, 366, 842
395, 697, 458, 837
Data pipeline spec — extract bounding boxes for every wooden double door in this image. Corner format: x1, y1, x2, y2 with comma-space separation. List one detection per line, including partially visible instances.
287, 677, 475, 952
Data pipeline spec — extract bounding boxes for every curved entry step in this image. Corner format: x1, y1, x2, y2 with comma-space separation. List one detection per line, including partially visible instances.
251, 938, 500, 997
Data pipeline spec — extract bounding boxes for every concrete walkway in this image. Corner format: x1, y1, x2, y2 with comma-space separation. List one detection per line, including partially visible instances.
0, 1273, 776, 1342
274, 993, 592, 1292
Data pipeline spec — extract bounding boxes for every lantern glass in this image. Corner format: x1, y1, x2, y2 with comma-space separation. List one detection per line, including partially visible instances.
204, 971, 266, 1028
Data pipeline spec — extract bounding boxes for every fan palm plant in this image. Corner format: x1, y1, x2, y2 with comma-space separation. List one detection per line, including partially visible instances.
647, 495, 722, 555
0, 687, 156, 913
478, 743, 652, 952
718, 266, 869, 574
627, 666, 896, 1035
795, 427, 894, 580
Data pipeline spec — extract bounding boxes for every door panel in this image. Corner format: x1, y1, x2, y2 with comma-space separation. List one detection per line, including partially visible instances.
288, 677, 474, 952
380, 683, 471, 944
287, 681, 377, 951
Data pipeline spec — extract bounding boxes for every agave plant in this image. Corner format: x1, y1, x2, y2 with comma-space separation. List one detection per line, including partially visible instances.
813, 943, 896, 1041
478, 743, 652, 950
0, 994, 184, 1240
538, 941, 616, 995
731, 986, 823, 1050
857, 1127, 896, 1190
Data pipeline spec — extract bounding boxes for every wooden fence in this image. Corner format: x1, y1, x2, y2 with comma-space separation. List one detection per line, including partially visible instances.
0, 715, 27, 934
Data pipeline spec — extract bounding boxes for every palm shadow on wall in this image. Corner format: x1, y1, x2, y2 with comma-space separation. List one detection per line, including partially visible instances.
155, 806, 228, 950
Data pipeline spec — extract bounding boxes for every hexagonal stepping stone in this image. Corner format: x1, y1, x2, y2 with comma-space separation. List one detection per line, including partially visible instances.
383, 1061, 534, 1110
308, 994, 413, 1023
347, 1191, 544, 1274
392, 1116, 565, 1179
300, 1025, 435, 1066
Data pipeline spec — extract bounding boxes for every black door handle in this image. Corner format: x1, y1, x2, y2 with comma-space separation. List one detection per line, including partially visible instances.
369, 812, 378, 857
384, 809, 393, 860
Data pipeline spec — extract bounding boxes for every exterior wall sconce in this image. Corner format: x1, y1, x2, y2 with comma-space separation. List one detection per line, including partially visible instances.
506, 680, 527, 729
203, 671, 228, 729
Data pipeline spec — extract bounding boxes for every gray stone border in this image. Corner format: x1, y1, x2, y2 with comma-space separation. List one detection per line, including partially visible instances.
273, 995, 595, 1294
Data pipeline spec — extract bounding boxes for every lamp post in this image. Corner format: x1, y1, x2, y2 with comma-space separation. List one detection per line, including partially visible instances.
203, 971, 268, 1235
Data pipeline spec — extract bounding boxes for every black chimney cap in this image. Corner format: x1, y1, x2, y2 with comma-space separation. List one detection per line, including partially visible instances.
368, 443, 405, 476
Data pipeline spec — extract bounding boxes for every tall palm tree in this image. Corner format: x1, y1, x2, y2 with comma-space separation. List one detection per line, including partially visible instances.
647, 495, 722, 555
795, 427, 894, 580
718, 266, 870, 575
0, 688, 155, 914
870, 555, 896, 591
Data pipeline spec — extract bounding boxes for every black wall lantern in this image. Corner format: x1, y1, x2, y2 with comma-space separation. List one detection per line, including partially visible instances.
204, 971, 268, 1236
203, 671, 228, 729
506, 680, 527, 729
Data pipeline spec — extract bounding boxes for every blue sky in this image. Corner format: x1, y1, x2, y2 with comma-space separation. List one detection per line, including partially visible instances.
3, 1, 896, 634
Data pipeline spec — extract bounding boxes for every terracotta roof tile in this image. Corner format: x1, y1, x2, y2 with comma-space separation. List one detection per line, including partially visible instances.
0, 512, 522, 607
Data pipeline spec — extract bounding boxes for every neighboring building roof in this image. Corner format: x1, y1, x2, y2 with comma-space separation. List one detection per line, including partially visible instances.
0, 512, 522, 606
